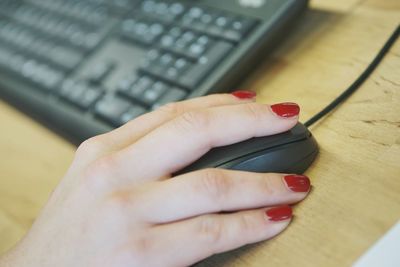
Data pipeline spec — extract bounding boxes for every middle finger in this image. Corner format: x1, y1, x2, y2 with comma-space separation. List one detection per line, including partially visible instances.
126, 169, 310, 223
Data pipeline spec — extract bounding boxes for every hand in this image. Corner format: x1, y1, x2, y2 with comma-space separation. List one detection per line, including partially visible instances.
0, 92, 311, 267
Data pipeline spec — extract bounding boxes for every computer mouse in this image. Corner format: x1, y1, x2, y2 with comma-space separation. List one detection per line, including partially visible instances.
179, 123, 318, 174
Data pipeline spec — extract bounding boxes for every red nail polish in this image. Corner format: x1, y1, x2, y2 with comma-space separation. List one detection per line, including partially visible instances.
270, 102, 300, 118
283, 175, 311, 193
266, 206, 293, 222
231, 90, 257, 99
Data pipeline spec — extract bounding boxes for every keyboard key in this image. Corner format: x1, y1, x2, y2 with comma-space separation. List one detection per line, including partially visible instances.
179, 7, 258, 43
169, 3, 185, 16
215, 15, 231, 28
190, 12, 215, 33
32, 64, 64, 90
140, 0, 186, 23
223, 17, 257, 42
163, 30, 210, 60
140, 52, 192, 85
8, 55, 64, 90
187, 7, 204, 19
187, 42, 206, 58
222, 30, 241, 43
94, 94, 133, 126
167, 57, 189, 79
232, 17, 257, 36
160, 53, 174, 66
60, 79, 78, 96
140, 52, 177, 78
175, 58, 189, 70
119, 76, 155, 104
120, 106, 147, 124
179, 41, 233, 89
49, 46, 83, 71
78, 88, 103, 109
116, 75, 138, 93
60, 80, 102, 109
121, 18, 165, 45
88, 61, 116, 84
141, 81, 169, 105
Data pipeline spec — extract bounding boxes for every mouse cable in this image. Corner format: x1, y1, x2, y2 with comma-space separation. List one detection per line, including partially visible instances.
304, 24, 400, 128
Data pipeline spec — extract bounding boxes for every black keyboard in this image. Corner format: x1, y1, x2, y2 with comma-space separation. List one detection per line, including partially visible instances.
0, 0, 308, 144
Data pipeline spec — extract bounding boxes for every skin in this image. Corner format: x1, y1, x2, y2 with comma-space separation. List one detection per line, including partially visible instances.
0, 94, 310, 267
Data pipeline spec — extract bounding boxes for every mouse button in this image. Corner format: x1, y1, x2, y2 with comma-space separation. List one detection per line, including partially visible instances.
208, 123, 309, 164
176, 124, 312, 175
183, 132, 297, 170
221, 137, 318, 173
191, 131, 297, 168
232, 125, 307, 153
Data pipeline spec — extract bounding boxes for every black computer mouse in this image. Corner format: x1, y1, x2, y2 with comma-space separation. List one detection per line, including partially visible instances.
179, 123, 318, 174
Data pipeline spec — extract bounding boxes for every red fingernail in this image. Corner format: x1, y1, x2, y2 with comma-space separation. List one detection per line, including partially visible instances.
283, 175, 311, 193
231, 90, 257, 99
270, 102, 300, 118
266, 206, 293, 222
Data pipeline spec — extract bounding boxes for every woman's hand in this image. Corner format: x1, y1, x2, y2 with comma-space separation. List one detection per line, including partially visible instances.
0, 92, 311, 267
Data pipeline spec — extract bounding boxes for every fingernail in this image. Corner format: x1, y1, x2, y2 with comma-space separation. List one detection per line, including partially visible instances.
283, 174, 311, 193
266, 206, 293, 222
231, 90, 257, 99
270, 102, 300, 118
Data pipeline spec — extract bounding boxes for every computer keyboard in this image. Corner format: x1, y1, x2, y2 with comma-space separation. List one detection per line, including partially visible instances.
0, 0, 308, 143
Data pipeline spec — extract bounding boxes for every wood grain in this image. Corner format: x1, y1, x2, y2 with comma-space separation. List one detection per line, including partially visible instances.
1, 0, 399, 266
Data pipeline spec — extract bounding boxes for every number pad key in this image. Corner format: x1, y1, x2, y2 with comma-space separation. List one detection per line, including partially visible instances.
94, 94, 133, 126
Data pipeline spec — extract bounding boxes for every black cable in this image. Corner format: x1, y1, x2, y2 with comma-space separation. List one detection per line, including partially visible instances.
304, 24, 400, 127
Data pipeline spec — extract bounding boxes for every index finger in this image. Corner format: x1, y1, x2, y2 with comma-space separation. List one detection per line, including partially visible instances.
74, 92, 256, 167
107, 102, 300, 182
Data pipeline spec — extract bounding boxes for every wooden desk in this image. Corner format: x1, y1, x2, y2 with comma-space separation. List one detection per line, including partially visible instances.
1, 0, 399, 266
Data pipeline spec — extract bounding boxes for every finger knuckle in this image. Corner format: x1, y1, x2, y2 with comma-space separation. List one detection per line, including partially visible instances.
76, 135, 106, 157
210, 93, 230, 104
238, 213, 259, 232
243, 103, 266, 123
83, 155, 116, 184
175, 110, 210, 132
197, 215, 224, 245
198, 169, 232, 202
260, 174, 279, 196
106, 189, 133, 210
158, 102, 185, 117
